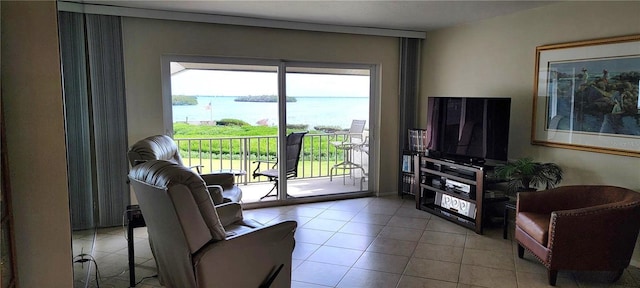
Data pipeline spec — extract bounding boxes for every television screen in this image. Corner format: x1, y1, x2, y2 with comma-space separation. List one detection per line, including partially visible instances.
426, 97, 511, 163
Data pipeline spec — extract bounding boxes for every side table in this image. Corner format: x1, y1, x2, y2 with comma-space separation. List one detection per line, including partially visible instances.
210, 169, 246, 184
210, 169, 246, 176
503, 201, 517, 239
127, 205, 146, 287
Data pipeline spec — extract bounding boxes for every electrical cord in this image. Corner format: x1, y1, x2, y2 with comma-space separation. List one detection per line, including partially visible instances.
134, 274, 158, 286
73, 253, 101, 288
74, 253, 132, 287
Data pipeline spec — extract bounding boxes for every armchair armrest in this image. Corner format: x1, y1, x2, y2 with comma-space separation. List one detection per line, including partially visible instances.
547, 203, 640, 267
252, 160, 276, 175
216, 202, 243, 226
226, 220, 297, 242
206, 184, 225, 204
193, 220, 297, 287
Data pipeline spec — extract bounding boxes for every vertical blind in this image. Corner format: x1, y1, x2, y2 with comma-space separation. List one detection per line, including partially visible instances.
59, 12, 95, 230
85, 14, 130, 228
397, 38, 422, 194
398, 38, 422, 150
59, 12, 129, 229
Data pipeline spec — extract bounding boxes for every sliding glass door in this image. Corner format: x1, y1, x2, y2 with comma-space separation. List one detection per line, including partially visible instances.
284, 65, 371, 198
162, 56, 375, 204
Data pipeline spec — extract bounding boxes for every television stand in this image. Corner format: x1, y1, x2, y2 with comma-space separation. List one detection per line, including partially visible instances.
414, 155, 489, 234
436, 154, 485, 166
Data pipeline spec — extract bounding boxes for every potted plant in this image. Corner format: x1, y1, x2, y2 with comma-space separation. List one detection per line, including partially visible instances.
494, 157, 563, 194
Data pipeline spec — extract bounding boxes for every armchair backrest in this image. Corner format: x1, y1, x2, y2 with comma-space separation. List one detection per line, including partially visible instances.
128, 160, 227, 287
127, 135, 184, 167
285, 131, 308, 177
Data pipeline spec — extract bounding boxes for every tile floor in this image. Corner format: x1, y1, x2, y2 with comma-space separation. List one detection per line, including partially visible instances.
75, 196, 640, 288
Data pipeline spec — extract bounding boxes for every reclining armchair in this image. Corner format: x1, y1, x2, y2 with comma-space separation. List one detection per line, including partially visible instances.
129, 160, 297, 288
515, 185, 640, 286
128, 134, 241, 204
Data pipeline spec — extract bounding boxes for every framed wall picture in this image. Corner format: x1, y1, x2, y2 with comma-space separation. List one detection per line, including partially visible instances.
531, 35, 640, 157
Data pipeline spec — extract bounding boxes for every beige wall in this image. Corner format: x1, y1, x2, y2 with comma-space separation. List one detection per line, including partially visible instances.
1, 1, 73, 287
421, 1, 640, 266
122, 18, 401, 194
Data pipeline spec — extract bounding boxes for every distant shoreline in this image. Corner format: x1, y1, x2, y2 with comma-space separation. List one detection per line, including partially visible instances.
234, 95, 297, 102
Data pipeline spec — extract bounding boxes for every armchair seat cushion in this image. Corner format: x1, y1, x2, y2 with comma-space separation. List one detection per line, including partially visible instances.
516, 212, 550, 246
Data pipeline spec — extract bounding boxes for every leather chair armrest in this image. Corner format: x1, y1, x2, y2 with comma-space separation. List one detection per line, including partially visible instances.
216, 202, 243, 226
548, 204, 640, 265
226, 220, 297, 241
194, 221, 297, 262
209, 220, 296, 248
206, 184, 225, 204
193, 220, 297, 288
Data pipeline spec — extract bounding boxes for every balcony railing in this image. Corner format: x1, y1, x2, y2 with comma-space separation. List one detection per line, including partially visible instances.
174, 133, 368, 185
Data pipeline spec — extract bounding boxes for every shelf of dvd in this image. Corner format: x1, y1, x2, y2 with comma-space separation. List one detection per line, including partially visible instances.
398, 150, 418, 198
415, 155, 487, 234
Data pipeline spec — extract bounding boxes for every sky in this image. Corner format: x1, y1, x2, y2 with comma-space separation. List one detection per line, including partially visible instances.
171, 69, 370, 97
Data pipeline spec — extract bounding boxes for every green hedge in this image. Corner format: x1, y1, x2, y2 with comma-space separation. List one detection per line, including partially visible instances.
172, 95, 198, 105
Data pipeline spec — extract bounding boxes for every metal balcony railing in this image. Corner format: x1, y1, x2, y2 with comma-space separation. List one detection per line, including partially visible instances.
174, 134, 368, 185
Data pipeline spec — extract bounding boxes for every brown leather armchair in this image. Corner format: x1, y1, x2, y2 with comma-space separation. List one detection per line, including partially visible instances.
129, 160, 297, 288
515, 185, 640, 286
128, 134, 241, 204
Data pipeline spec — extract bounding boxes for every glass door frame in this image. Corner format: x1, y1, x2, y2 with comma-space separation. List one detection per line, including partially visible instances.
161, 55, 379, 202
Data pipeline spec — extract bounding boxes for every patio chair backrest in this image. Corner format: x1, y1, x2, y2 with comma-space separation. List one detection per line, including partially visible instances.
285, 131, 308, 177
349, 120, 366, 142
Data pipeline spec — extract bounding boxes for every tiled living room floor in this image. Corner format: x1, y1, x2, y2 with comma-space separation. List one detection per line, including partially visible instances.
77, 196, 640, 288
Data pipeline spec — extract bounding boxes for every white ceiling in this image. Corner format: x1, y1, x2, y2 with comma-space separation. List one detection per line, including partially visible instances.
81, 0, 555, 32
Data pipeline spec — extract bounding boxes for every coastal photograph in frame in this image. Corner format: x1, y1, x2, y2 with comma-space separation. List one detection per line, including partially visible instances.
532, 35, 640, 157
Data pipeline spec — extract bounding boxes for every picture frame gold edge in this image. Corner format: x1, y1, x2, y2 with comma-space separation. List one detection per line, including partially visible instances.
530, 34, 640, 157
531, 139, 640, 158
535, 34, 640, 52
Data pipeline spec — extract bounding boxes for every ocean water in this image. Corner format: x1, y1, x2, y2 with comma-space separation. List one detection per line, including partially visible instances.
173, 96, 369, 130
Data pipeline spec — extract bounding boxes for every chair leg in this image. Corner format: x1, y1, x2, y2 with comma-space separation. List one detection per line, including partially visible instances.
260, 182, 278, 200
259, 180, 295, 200
517, 243, 525, 258
548, 269, 558, 286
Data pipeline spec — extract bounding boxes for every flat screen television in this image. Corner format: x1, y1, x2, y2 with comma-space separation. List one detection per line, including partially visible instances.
426, 97, 511, 164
